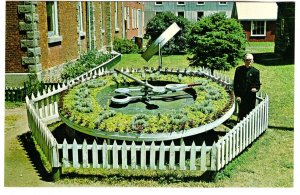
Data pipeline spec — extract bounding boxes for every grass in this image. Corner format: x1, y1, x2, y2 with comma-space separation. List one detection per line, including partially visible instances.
114, 53, 192, 70
55, 43, 294, 187
5, 101, 24, 109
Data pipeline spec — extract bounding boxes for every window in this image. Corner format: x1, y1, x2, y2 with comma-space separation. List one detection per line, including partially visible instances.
46, 1, 62, 43
115, 2, 119, 32
251, 21, 266, 36
78, 2, 85, 37
127, 7, 130, 30
46, 1, 59, 37
177, 12, 185, 18
197, 12, 204, 20
132, 8, 137, 29
219, 2, 227, 5
177, 2, 185, 5
197, 2, 205, 5
155, 2, 163, 5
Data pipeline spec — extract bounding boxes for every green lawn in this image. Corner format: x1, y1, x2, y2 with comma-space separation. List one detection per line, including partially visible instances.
56, 43, 294, 187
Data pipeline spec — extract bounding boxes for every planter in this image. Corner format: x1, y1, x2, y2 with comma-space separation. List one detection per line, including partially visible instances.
59, 68, 235, 142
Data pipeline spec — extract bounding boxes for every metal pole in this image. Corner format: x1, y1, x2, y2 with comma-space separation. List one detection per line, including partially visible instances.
158, 43, 162, 70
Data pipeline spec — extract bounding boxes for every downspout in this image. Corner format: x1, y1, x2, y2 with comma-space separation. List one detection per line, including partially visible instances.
87, 2, 91, 50
122, 2, 125, 39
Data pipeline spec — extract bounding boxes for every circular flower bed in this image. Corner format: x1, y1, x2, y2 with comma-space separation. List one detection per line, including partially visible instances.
59, 70, 234, 137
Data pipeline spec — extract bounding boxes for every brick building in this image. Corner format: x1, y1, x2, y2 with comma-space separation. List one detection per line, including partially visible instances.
232, 2, 278, 42
5, 1, 144, 86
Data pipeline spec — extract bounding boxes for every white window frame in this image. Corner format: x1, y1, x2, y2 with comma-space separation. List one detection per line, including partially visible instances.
219, 2, 228, 5
127, 7, 130, 30
251, 20, 267, 37
47, 1, 59, 37
197, 2, 205, 5
115, 2, 119, 32
155, 2, 163, 5
177, 1, 185, 5
78, 2, 86, 37
47, 1, 62, 43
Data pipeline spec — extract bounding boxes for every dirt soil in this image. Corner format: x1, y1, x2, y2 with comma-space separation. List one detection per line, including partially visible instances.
4, 105, 58, 187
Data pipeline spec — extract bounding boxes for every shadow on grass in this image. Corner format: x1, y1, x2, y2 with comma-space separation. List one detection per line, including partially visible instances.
252, 52, 294, 66
60, 169, 217, 184
268, 125, 294, 131
17, 132, 53, 182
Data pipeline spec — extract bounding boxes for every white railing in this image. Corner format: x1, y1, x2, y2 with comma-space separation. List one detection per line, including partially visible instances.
26, 96, 60, 168
58, 140, 213, 171
25, 65, 269, 180
215, 92, 269, 170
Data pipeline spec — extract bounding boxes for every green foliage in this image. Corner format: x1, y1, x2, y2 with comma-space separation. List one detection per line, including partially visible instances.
25, 71, 43, 96
205, 87, 221, 100
191, 100, 214, 114
146, 12, 191, 54
131, 114, 149, 132
169, 111, 188, 130
83, 79, 106, 88
94, 110, 116, 128
61, 50, 112, 80
73, 87, 93, 113
113, 38, 139, 54
188, 13, 246, 72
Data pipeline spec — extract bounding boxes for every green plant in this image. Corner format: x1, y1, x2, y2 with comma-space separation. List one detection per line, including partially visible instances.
146, 11, 191, 54
61, 50, 112, 80
83, 79, 106, 88
94, 110, 116, 128
113, 38, 139, 54
188, 13, 246, 73
131, 114, 149, 133
25, 71, 43, 96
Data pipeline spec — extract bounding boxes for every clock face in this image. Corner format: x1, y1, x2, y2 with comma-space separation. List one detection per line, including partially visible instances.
59, 70, 234, 139
97, 80, 197, 115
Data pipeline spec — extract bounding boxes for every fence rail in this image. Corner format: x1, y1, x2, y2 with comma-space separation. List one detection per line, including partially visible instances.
25, 65, 269, 181
5, 52, 121, 102
58, 140, 213, 171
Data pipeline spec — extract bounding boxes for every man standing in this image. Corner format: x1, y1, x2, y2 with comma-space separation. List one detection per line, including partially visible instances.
233, 53, 261, 121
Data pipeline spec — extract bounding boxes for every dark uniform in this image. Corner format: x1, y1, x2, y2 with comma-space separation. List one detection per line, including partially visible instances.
233, 66, 261, 120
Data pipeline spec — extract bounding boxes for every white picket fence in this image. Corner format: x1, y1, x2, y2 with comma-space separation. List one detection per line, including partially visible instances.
25, 65, 269, 180
58, 139, 214, 171
53, 93, 268, 172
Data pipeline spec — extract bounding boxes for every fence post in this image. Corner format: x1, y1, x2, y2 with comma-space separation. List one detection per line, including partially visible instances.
52, 140, 61, 182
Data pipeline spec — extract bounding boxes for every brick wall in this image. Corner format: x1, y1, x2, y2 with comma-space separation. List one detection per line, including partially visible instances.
38, 1, 81, 72
242, 21, 276, 42
124, 2, 144, 40
5, 1, 28, 73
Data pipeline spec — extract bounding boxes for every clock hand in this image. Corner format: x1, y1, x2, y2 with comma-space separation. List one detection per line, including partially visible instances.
114, 69, 166, 94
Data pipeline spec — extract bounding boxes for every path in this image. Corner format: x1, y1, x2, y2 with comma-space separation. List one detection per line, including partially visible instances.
4, 105, 56, 187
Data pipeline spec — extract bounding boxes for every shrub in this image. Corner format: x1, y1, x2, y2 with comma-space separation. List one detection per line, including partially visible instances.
94, 110, 116, 128
146, 11, 191, 54
131, 114, 149, 132
61, 50, 112, 80
113, 38, 139, 54
188, 13, 246, 73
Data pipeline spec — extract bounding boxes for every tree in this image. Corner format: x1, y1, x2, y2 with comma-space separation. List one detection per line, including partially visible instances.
146, 12, 191, 54
188, 13, 246, 72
